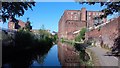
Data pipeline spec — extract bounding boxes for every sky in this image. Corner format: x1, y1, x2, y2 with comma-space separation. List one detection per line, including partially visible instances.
0, 2, 116, 32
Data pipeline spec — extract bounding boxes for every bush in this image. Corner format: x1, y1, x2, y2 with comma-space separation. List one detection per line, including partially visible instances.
114, 36, 120, 51
75, 28, 87, 42
14, 30, 34, 48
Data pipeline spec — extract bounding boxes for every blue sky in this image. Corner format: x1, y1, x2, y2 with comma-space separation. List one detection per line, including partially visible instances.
0, 2, 115, 32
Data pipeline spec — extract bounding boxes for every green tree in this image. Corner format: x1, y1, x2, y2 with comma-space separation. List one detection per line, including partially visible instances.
39, 25, 51, 39
79, 2, 120, 18
24, 21, 32, 31
52, 33, 58, 43
1, 2, 35, 23
75, 28, 87, 42
41, 24, 45, 30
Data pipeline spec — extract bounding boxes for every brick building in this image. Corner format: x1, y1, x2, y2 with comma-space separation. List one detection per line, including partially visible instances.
8, 18, 25, 30
58, 8, 106, 40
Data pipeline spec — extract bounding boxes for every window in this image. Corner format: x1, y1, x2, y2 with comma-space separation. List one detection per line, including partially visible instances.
71, 12, 73, 14
67, 12, 70, 14
74, 16, 77, 19
69, 22, 70, 24
74, 12, 77, 14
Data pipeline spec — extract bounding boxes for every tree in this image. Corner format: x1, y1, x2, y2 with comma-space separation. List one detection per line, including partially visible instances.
79, 2, 120, 18
75, 28, 87, 42
41, 24, 45, 30
1, 2, 35, 23
24, 21, 32, 31
78, 1, 120, 54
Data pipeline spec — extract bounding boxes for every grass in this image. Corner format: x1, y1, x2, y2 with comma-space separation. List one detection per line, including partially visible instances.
78, 50, 94, 68
86, 48, 101, 67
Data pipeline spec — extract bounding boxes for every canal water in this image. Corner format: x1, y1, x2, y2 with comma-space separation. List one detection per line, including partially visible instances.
31, 42, 81, 67
3, 42, 83, 68
31, 45, 61, 66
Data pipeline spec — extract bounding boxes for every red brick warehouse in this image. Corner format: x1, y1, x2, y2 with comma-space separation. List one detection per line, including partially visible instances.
58, 8, 107, 40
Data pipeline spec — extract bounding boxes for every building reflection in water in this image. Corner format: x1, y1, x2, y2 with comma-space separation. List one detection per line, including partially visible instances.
57, 42, 81, 67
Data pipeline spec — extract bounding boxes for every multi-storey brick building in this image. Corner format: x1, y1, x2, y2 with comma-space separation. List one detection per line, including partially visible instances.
58, 8, 107, 40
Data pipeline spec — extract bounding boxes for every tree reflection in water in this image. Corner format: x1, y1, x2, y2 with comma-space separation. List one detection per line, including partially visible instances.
36, 54, 47, 64
2, 44, 53, 68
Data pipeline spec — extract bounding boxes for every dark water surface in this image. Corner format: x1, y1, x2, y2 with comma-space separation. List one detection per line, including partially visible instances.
3, 42, 84, 68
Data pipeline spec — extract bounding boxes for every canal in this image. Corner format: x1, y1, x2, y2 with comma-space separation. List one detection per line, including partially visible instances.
31, 42, 82, 67
3, 42, 84, 68
31, 45, 61, 66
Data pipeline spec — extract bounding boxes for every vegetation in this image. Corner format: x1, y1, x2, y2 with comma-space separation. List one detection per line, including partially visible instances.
86, 48, 100, 66
52, 33, 58, 44
2, 2, 35, 23
75, 28, 87, 42
2, 27, 54, 67
73, 43, 95, 67
24, 21, 32, 31
112, 36, 120, 55
38, 29, 50, 39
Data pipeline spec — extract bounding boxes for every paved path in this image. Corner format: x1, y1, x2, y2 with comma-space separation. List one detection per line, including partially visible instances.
89, 47, 118, 66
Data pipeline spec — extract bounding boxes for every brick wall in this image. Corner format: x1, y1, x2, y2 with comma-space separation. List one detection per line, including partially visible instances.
86, 17, 120, 48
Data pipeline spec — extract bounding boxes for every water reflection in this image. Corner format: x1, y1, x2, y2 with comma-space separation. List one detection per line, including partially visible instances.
2, 43, 53, 68
3, 42, 90, 68
57, 42, 81, 67
31, 45, 61, 66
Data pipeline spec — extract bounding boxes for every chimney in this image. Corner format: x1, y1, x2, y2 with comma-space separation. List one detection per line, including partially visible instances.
81, 8, 86, 21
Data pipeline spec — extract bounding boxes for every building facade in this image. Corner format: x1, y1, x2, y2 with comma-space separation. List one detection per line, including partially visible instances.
8, 18, 25, 30
58, 8, 106, 40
